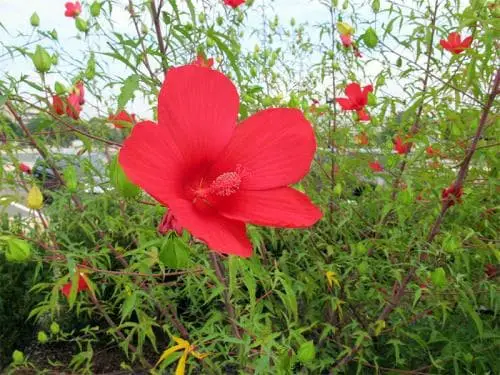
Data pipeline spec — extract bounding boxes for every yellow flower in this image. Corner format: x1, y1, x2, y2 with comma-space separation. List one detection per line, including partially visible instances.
336, 22, 354, 35
27, 185, 43, 209
155, 336, 208, 375
326, 271, 340, 289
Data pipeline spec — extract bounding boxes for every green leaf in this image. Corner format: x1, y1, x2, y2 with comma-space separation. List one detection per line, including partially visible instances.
117, 74, 140, 109
363, 27, 378, 48
0, 237, 32, 262
297, 340, 316, 363
63, 165, 78, 192
109, 155, 140, 198
159, 237, 189, 269
431, 267, 446, 288
121, 293, 137, 322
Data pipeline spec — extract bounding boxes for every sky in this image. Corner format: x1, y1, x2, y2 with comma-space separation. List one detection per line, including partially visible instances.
0, 0, 432, 119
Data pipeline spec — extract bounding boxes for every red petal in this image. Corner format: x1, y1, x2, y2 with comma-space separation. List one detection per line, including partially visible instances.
61, 283, 71, 297
440, 39, 451, 52
345, 83, 362, 101
119, 121, 183, 205
157, 65, 239, 166
216, 187, 322, 228
336, 98, 355, 110
209, 108, 316, 190
169, 199, 252, 257
357, 109, 370, 121
461, 36, 473, 49
448, 32, 460, 46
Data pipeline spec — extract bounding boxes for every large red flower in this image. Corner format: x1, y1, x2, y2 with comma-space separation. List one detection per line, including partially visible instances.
224, 0, 245, 8
441, 184, 463, 207
336, 83, 373, 121
64, 1, 82, 18
119, 66, 322, 257
439, 32, 472, 55
66, 93, 81, 120
52, 95, 65, 115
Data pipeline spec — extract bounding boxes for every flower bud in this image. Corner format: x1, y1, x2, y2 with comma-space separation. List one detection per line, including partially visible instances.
30, 12, 40, 27
32, 45, 52, 73
90, 1, 102, 17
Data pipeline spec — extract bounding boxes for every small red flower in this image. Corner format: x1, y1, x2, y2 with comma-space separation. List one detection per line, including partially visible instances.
119, 65, 322, 257
441, 183, 463, 206
426, 145, 439, 157
340, 34, 353, 48
52, 95, 65, 115
224, 0, 245, 8
393, 136, 412, 154
74, 81, 85, 105
439, 32, 473, 55
19, 163, 31, 174
61, 272, 89, 298
66, 93, 81, 120
309, 99, 325, 116
336, 83, 372, 121
369, 161, 383, 172
64, 1, 82, 18
192, 54, 214, 69
108, 110, 136, 129
158, 210, 183, 235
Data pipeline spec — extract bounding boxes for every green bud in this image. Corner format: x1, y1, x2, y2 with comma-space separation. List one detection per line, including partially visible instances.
290, 17, 296, 27
367, 92, 377, 106
50, 322, 60, 335
216, 16, 224, 26
90, 1, 102, 17
2, 237, 31, 262
206, 37, 215, 48
37, 331, 49, 344
32, 45, 52, 73
396, 56, 402, 67
297, 341, 316, 363
75, 17, 89, 32
54, 82, 66, 95
30, 12, 40, 27
140, 23, 148, 34
198, 12, 206, 23
363, 27, 378, 48
12, 350, 24, 364
237, 12, 244, 23
51, 54, 58, 65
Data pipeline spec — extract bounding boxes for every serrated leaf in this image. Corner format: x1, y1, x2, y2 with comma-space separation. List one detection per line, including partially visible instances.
117, 74, 139, 109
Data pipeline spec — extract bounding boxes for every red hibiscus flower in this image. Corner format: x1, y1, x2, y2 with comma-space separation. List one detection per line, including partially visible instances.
224, 0, 245, 8
336, 83, 373, 121
340, 34, 353, 48
119, 66, 322, 257
439, 32, 473, 55
75, 81, 85, 105
66, 93, 81, 120
369, 161, 383, 172
158, 210, 183, 235
52, 95, 65, 115
19, 163, 32, 174
64, 1, 82, 18
61, 272, 89, 298
108, 110, 136, 129
441, 183, 463, 206
192, 54, 214, 69
393, 136, 412, 154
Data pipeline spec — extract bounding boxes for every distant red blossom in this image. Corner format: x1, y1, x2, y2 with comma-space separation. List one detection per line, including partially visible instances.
441, 183, 463, 206
354, 132, 369, 145
158, 210, 183, 235
52, 95, 65, 115
369, 161, 384, 172
336, 83, 373, 121
74, 81, 85, 105
224, 0, 245, 8
426, 145, 439, 157
440, 32, 473, 55
61, 272, 89, 298
19, 163, 31, 174
108, 110, 136, 129
66, 93, 81, 120
485, 264, 497, 279
340, 34, 353, 48
119, 65, 322, 257
191, 54, 214, 69
393, 136, 412, 154
64, 1, 82, 18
